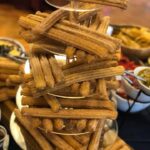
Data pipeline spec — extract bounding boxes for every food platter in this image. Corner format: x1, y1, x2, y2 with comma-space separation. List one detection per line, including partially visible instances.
9, 0, 130, 149
10, 111, 118, 150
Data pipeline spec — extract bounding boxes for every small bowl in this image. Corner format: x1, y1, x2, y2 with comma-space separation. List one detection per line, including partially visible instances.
111, 24, 150, 60
121, 77, 150, 103
0, 125, 9, 150
134, 66, 150, 95
0, 37, 25, 56
111, 90, 150, 113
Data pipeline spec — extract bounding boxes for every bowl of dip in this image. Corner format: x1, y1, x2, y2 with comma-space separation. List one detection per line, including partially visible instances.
134, 66, 150, 95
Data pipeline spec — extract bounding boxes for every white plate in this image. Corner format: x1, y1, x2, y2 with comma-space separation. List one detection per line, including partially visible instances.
10, 112, 27, 150
111, 90, 150, 113
16, 86, 24, 111
121, 77, 150, 103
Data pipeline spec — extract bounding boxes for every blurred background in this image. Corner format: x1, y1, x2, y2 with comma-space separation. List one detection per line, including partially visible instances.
0, 0, 149, 49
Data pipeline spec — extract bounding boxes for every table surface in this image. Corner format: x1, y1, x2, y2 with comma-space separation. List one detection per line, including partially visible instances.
118, 107, 150, 150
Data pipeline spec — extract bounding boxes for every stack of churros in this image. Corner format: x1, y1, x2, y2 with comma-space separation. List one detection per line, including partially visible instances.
13, 1, 132, 150
0, 57, 23, 102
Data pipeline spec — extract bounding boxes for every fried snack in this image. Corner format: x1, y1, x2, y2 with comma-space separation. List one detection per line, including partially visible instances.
60, 135, 83, 149
97, 16, 110, 33
43, 132, 74, 150
31, 43, 65, 55
53, 23, 115, 56
114, 32, 140, 49
33, 66, 124, 96
49, 57, 64, 83
21, 108, 117, 119
73, 134, 91, 145
89, 13, 101, 30
104, 137, 132, 150
7, 88, 17, 97
71, 83, 80, 95
42, 119, 53, 132
0, 81, 13, 87
40, 56, 55, 88
77, 0, 128, 9
35, 11, 50, 17
86, 54, 97, 63
22, 96, 115, 110
5, 82, 16, 88
30, 56, 46, 89
88, 120, 105, 150
22, 96, 47, 106
62, 60, 85, 70
17, 121, 43, 150
65, 66, 124, 83
21, 87, 32, 96
49, 87, 72, 97
33, 9, 68, 34
76, 50, 86, 61
62, 54, 118, 69
0, 57, 12, 62
106, 80, 119, 90
69, 1, 79, 23
14, 109, 54, 150
79, 145, 88, 150
53, 119, 65, 131
0, 61, 20, 70
8, 75, 22, 84
35, 10, 98, 27
87, 119, 99, 132
0, 74, 9, 81
19, 17, 120, 58
27, 13, 45, 22
19, 64, 25, 74
0, 92, 8, 102
44, 95, 61, 112
76, 119, 87, 132
0, 88, 17, 97
4, 79, 17, 86
65, 46, 76, 59
30, 117, 42, 128
59, 20, 120, 50
48, 29, 108, 57
64, 60, 117, 75
19, 28, 41, 43
96, 79, 108, 99
0, 69, 19, 75
83, 18, 90, 27
114, 27, 150, 49
22, 74, 33, 83
79, 81, 90, 97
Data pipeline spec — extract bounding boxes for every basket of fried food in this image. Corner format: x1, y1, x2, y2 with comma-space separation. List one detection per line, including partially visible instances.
13, 0, 134, 149
112, 25, 150, 60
